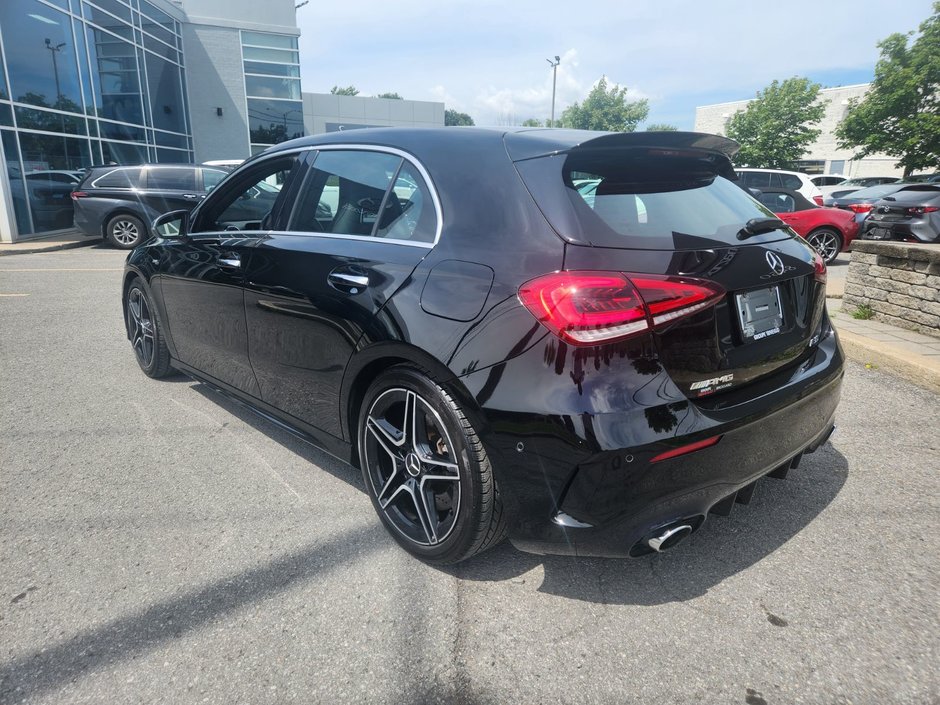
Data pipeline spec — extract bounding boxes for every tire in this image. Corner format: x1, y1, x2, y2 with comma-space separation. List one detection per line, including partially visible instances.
358, 365, 506, 564
806, 228, 843, 265
106, 213, 146, 249
125, 280, 173, 378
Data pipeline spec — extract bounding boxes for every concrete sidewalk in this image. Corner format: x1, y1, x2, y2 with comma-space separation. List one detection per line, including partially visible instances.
0, 231, 102, 256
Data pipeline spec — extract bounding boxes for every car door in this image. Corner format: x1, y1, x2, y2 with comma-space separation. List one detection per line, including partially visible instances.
157, 152, 303, 396
243, 147, 439, 439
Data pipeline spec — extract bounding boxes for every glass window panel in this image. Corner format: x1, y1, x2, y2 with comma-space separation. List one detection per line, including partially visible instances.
0, 41, 8, 100
244, 75, 300, 100
250, 144, 268, 156
0, 0, 83, 111
154, 147, 189, 163
101, 139, 146, 164
83, 3, 134, 40
139, 1, 175, 33
145, 53, 185, 133
146, 166, 194, 189
72, 18, 96, 115
45, 0, 69, 9
18, 133, 91, 232
247, 98, 303, 145
139, 15, 175, 45
99, 119, 144, 141
143, 33, 178, 63
243, 61, 300, 78
241, 46, 298, 64
14, 106, 87, 134
85, 0, 132, 23
240, 31, 297, 49
86, 26, 144, 124
0, 104, 13, 127
2, 130, 34, 235
291, 150, 400, 235
202, 167, 227, 191
153, 130, 186, 148
377, 163, 437, 243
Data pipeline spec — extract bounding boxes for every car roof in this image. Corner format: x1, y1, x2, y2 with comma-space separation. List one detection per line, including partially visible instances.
736, 167, 806, 176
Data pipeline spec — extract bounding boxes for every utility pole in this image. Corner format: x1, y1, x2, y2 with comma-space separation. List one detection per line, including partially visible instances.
546, 55, 560, 127
45, 38, 67, 101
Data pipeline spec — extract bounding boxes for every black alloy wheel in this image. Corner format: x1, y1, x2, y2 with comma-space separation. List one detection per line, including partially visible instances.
125, 281, 172, 378
806, 228, 843, 265
107, 214, 146, 249
358, 366, 505, 564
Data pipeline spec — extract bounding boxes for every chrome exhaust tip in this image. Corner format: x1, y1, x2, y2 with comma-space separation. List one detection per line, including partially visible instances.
647, 524, 693, 553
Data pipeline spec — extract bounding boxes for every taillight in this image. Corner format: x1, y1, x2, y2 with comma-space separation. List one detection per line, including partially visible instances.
812, 195, 823, 206
650, 435, 722, 463
812, 250, 827, 284
848, 203, 872, 214
518, 271, 725, 346
70, 191, 87, 200
906, 206, 939, 216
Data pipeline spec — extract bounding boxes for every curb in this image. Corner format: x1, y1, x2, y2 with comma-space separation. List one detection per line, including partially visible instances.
837, 328, 940, 395
0, 238, 103, 256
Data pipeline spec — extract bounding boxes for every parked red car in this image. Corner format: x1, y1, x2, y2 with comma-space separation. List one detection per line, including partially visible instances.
755, 188, 858, 264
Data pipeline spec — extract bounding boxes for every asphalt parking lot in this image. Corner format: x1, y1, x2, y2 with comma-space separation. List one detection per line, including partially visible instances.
1, 247, 937, 705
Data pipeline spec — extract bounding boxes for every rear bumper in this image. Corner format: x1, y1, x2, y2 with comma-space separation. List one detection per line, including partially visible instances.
862, 220, 940, 243
467, 326, 844, 559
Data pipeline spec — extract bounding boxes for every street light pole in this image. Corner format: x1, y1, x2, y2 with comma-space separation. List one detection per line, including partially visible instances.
546, 55, 560, 127
44, 38, 67, 101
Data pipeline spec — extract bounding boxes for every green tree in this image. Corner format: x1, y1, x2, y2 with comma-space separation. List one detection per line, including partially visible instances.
836, 2, 940, 176
445, 109, 475, 126
725, 77, 827, 168
645, 123, 678, 131
559, 77, 648, 132
521, 118, 543, 127
377, 92, 403, 100
330, 85, 359, 96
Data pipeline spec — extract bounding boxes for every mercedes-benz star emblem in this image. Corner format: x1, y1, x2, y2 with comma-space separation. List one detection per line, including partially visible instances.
765, 251, 786, 276
405, 453, 422, 477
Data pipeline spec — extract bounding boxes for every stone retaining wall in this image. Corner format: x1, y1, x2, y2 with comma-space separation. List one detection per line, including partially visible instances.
843, 241, 940, 338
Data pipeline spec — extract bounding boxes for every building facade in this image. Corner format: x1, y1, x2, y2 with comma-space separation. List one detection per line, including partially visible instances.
694, 84, 903, 179
302, 93, 444, 135
0, 0, 301, 242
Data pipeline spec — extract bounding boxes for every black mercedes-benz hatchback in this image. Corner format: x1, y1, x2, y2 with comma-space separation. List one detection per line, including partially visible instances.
122, 128, 843, 564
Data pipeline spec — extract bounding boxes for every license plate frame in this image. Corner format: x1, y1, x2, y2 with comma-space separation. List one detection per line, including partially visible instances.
735, 285, 784, 341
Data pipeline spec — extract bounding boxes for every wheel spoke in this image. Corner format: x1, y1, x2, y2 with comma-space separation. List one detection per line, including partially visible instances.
377, 466, 405, 509
410, 480, 438, 544
366, 415, 405, 457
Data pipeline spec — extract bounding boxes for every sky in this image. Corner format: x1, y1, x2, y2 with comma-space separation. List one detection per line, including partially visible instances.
295, 0, 934, 130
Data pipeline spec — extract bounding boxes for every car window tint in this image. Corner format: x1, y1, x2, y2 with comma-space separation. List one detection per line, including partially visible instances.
202, 168, 227, 192
375, 162, 437, 243
743, 171, 770, 188
147, 167, 196, 191
192, 154, 299, 232
290, 150, 401, 236
94, 168, 142, 188
780, 174, 802, 190
759, 193, 796, 213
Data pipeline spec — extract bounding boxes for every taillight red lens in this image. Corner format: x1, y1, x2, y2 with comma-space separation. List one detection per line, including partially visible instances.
848, 203, 872, 214
518, 271, 725, 346
70, 191, 87, 200
650, 435, 722, 463
812, 250, 827, 284
906, 206, 939, 215
812, 195, 823, 206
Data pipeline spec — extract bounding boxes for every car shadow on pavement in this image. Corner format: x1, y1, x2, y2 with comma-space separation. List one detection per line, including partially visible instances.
452, 446, 849, 606
188, 379, 848, 608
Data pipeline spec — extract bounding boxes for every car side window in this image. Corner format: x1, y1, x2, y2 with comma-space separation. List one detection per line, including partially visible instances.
758, 193, 795, 213
289, 150, 401, 236
191, 154, 299, 233
93, 168, 142, 188
147, 167, 196, 191
780, 174, 802, 190
375, 162, 438, 243
202, 168, 227, 192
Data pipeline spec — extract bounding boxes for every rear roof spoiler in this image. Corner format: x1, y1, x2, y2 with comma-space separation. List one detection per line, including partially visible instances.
504, 130, 740, 180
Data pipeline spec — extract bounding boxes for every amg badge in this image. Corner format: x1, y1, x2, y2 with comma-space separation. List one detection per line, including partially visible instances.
689, 373, 735, 391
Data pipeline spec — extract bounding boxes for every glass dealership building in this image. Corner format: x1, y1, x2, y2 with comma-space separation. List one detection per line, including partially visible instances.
0, 0, 302, 242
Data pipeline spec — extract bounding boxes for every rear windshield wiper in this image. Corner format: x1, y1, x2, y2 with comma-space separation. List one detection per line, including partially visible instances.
737, 217, 786, 241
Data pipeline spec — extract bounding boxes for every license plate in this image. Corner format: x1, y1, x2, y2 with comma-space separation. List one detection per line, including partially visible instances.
736, 286, 784, 341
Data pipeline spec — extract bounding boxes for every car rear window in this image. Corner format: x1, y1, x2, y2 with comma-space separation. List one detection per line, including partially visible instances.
880, 187, 940, 204
517, 149, 782, 250
92, 168, 142, 188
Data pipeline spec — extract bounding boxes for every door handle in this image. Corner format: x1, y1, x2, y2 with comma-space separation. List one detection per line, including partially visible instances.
327, 270, 369, 294
218, 254, 241, 269
182, 193, 201, 200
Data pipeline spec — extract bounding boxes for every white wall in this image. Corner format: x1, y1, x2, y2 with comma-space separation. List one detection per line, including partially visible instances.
303, 94, 445, 135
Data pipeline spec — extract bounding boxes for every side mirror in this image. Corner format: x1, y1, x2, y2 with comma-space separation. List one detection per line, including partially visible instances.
153, 209, 189, 238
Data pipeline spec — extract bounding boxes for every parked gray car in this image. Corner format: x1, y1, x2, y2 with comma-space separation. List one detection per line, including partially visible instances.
72, 164, 231, 249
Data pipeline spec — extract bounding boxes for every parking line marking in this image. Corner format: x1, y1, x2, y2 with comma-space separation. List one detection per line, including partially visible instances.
0, 293, 29, 297
0, 268, 123, 272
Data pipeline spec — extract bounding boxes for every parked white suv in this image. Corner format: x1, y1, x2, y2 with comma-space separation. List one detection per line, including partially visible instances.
736, 168, 822, 204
